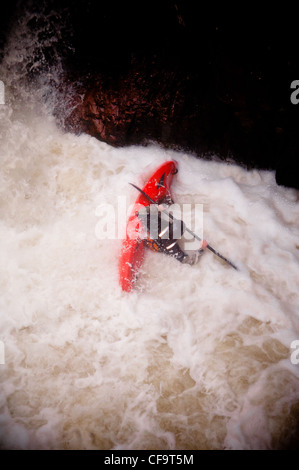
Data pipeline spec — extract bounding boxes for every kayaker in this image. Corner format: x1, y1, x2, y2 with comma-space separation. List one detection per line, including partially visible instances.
137, 202, 208, 265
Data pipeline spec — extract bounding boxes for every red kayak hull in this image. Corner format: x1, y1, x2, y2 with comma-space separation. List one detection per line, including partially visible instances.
119, 160, 178, 292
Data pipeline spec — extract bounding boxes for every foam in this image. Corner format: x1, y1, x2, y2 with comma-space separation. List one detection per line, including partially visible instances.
1, 111, 299, 448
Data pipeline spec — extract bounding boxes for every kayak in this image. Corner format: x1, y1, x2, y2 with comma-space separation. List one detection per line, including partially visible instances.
119, 160, 178, 292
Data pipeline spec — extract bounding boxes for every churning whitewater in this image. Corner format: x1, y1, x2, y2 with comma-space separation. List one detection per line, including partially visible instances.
1, 3, 299, 451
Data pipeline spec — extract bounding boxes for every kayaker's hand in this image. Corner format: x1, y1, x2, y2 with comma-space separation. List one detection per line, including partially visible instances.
201, 239, 208, 250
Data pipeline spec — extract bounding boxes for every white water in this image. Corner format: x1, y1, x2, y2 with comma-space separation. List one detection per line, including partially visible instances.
1, 4, 299, 450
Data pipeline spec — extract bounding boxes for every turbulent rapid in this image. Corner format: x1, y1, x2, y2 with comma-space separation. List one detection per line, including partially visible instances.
1, 2, 299, 450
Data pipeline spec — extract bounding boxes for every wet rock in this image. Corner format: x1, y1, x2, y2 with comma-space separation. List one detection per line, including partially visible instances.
61, 2, 299, 189
2, 0, 299, 189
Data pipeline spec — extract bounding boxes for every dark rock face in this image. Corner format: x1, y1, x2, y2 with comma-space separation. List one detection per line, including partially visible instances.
1, 1, 299, 189
62, 2, 299, 189
66, 58, 285, 169
66, 62, 189, 148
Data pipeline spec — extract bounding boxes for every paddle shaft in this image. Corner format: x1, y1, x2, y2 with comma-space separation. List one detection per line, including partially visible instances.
129, 183, 238, 270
